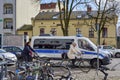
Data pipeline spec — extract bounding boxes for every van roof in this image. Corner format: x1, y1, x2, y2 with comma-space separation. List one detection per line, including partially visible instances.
31, 36, 87, 39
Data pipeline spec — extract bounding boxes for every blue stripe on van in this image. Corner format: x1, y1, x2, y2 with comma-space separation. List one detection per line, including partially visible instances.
34, 49, 104, 58
83, 51, 104, 58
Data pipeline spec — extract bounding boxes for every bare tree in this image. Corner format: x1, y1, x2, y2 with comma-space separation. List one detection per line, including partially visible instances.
57, 0, 91, 36
31, 0, 90, 36
31, 0, 119, 38
86, 0, 120, 45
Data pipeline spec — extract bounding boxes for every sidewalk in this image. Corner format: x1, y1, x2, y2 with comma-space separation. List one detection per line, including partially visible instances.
71, 70, 120, 80
72, 70, 120, 80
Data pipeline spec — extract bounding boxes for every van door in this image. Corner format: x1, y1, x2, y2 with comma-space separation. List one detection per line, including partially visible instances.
53, 39, 74, 59
33, 39, 55, 58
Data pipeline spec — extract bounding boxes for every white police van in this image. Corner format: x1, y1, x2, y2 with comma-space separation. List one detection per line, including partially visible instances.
31, 35, 111, 67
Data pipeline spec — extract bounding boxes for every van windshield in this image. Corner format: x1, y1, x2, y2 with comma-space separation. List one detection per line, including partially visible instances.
78, 39, 95, 51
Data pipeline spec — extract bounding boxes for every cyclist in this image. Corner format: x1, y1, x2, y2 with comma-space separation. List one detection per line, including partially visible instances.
22, 41, 36, 62
67, 42, 82, 67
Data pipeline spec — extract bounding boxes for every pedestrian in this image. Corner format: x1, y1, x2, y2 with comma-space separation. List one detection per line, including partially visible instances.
21, 41, 36, 62
67, 42, 82, 67
102, 39, 106, 45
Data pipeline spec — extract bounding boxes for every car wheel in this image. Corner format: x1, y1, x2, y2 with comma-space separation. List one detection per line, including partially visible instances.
90, 59, 102, 68
115, 53, 120, 58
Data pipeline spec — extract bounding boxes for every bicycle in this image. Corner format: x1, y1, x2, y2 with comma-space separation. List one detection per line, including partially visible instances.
11, 61, 41, 80
60, 57, 91, 73
57, 66, 74, 80
33, 56, 75, 80
41, 60, 74, 80
0, 57, 15, 80
8, 57, 54, 80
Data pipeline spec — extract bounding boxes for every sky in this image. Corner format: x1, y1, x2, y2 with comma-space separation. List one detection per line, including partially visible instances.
41, 0, 57, 3
40, 0, 92, 11
40, 0, 120, 15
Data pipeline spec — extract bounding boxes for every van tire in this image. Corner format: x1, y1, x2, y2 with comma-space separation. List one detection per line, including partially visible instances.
115, 53, 120, 58
90, 59, 102, 68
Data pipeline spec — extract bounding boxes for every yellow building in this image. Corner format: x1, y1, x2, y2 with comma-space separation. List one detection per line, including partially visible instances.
31, 11, 118, 46
17, 24, 33, 43
17, 11, 118, 46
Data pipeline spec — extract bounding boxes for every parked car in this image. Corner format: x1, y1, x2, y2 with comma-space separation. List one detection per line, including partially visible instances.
99, 49, 112, 58
0, 49, 17, 64
98, 45, 120, 58
2, 46, 23, 59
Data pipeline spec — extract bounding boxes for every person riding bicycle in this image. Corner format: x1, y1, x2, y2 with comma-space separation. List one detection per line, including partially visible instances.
67, 42, 82, 67
22, 41, 36, 62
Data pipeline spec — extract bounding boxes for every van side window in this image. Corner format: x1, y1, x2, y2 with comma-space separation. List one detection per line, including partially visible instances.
33, 39, 74, 50
78, 39, 94, 51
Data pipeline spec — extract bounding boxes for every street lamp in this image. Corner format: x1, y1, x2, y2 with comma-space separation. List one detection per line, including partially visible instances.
87, 5, 100, 78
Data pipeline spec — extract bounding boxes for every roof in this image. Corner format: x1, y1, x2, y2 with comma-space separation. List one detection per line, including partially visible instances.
34, 11, 117, 20
17, 24, 33, 31
35, 12, 58, 20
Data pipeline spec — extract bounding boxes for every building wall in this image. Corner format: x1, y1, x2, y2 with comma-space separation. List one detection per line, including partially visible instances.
0, 0, 16, 35
0, 0, 3, 35
16, 0, 39, 29
0, 0, 39, 34
3, 35, 24, 47
33, 20, 63, 36
32, 19, 117, 46
0, 0, 39, 47
17, 30, 33, 38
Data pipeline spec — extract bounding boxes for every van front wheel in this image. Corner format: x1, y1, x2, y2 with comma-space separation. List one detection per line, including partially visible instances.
91, 59, 102, 68
115, 53, 120, 58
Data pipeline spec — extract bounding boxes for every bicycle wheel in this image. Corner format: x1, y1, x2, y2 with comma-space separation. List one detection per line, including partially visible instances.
77, 60, 91, 73
60, 59, 72, 67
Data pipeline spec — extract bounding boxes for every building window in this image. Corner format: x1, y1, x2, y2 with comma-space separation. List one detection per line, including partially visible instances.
50, 28, 56, 36
76, 28, 81, 35
3, 4, 13, 14
89, 28, 94, 38
40, 28, 45, 35
24, 32, 28, 35
102, 27, 108, 38
3, 19, 13, 29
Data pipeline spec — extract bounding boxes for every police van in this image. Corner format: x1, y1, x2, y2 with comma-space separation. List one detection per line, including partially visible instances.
31, 35, 111, 67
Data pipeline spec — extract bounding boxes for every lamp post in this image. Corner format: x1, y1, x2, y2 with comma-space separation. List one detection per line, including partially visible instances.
87, 7, 100, 78
96, 23, 100, 76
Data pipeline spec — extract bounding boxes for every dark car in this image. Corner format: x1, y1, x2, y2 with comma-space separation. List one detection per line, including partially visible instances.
2, 46, 23, 59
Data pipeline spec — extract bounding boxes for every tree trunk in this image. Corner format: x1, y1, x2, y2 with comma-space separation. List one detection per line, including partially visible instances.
97, 30, 101, 45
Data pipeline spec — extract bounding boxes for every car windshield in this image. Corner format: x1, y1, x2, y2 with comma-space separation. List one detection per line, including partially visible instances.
0, 49, 7, 53
103, 46, 113, 49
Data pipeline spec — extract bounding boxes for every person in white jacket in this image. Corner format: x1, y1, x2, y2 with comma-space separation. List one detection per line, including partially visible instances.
67, 42, 82, 66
